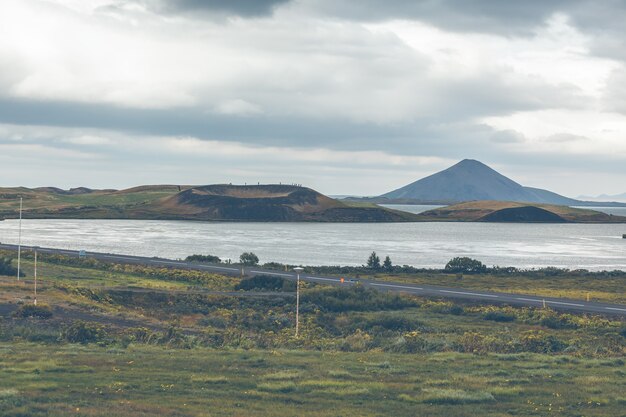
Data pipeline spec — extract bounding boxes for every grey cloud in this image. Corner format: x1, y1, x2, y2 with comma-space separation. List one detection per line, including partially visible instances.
150, 0, 291, 16
489, 130, 526, 144
302, 0, 575, 35
604, 68, 626, 114
544, 133, 590, 143
0, 81, 583, 158
300, 0, 626, 54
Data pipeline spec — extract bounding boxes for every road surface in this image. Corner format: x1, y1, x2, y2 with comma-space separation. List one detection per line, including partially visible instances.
1, 243, 625, 317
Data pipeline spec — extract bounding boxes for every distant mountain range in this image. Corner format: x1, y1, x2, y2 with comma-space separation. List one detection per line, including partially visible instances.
354, 159, 626, 207
578, 192, 626, 203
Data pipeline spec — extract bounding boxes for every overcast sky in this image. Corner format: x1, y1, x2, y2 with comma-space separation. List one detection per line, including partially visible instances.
1, 0, 625, 197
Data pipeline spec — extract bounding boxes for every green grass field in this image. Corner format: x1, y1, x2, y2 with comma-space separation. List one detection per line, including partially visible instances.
1, 345, 625, 417
0, 254, 625, 416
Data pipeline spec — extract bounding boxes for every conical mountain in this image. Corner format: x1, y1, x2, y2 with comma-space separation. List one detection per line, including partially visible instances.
380, 159, 579, 205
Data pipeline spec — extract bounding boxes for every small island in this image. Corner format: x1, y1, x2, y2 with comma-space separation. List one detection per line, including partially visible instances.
418, 200, 626, 223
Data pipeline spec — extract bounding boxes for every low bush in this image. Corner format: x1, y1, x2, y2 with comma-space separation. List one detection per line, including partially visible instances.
13, 304, 53, 319
540, 314, 579, 329
303, 286, 419, 313
235, 275, 296, 292
240, 252, 259, 266
519, 331, 567, 353
0, 257, 23, 277
444, 257, 487, 274
185, 254, 222, 264
62, 321, 107, 344
483, 311, 516, 322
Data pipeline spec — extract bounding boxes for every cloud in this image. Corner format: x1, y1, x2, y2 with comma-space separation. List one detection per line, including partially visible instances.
61, 135, 113, 146
544, 133, 590, 143
153, 0, 291, 16
0, 0, 625, 196
604, 67, 626, 114
215, 99, 263, 116
299, 0, 575, 35
490, 130, 526, 144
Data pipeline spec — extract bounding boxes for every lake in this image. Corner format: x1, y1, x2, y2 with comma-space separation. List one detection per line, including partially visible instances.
1, 217, 625, 271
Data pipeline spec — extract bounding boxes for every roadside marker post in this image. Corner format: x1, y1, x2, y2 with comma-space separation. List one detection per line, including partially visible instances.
16, 197, 22, 281
33, 247, 38, 305
586, 293, 590, 302
293, 267, 304, 338
543, 299, 546, 309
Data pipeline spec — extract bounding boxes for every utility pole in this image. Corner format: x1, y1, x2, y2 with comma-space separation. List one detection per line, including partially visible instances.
33, 247, 38, 305
293, 267, 304, 337
17, 197, 22, 281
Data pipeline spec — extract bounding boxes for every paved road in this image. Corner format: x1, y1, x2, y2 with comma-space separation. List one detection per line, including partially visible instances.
2, 243, 625, 317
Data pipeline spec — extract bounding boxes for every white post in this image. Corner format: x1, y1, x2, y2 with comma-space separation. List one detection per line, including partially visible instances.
17, 197, 22, 281
296, 273, 300, 337
294, 267, 304, 338
34, 248, 37, 305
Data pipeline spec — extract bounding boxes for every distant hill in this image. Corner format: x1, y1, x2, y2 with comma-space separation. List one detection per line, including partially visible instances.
418, 201, 626, 223
578, 192, 626, 203
378, 159, 626, 207
0, 184, 419, 223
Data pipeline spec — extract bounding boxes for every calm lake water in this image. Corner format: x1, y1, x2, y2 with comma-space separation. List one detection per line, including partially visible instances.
1, 216, 625, 271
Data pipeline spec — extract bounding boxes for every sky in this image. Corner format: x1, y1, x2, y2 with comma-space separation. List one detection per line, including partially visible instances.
1, 0, 625, 197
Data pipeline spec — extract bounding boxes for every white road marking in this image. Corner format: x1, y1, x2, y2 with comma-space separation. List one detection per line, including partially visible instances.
546, 301, 585, 307
101, 255, 139, 261
305, 276, 338, 282
605, 307, 626, 312
370, 283, 423, 290
439, 290, 499, 298
191, 264, 239, 272
515, 297, 542, 303
250, 270, 292, 277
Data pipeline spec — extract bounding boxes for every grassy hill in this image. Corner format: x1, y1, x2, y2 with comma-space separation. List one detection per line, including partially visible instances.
419, 200, 626, 223
0, 184, 419, 222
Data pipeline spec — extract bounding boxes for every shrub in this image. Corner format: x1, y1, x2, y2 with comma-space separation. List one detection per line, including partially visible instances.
0, 258, 23, 277
303, 286, 418, 312
540, 314, 578, 329
62, 321, 107, 344
457, 331, 504, 354
13, 304, 53, 319
240, 252, 259, 266
340, 329, 373, 352
236, 275, 295, 292
449, 305, 465, 315
399, 331, 431, 353
519, 331, 567, 353
185, 254, 222, 264
263, 262, 286, 270
444, 257, 487, 274
483, 311, 516, 322
356, 314, 425, 333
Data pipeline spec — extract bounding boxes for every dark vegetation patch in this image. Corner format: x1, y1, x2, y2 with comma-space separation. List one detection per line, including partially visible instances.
12, 304, 53, 320
480, 206, 567, 223
235, 275, 296, 292
0, 258, 23, 277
